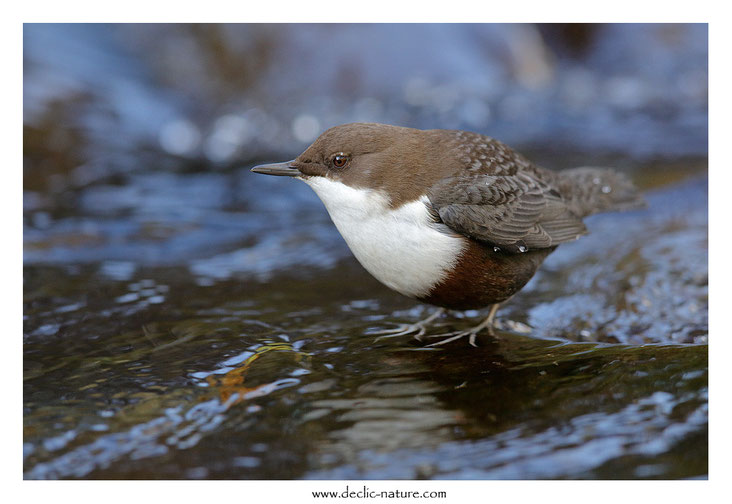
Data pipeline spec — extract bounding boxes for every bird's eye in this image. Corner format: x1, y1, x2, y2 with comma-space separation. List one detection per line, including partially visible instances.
332, 154, 349, 168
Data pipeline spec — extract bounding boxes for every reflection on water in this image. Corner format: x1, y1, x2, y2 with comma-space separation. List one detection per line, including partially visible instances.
24, 177, 708, 478
23, 279, 707, 479
307, 343, 707, 480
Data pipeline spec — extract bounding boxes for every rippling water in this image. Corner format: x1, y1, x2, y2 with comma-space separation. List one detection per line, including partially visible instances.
24, 173, 707, 479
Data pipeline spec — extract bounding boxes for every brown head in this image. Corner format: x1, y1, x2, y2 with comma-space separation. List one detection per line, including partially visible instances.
251, 122, 469, 206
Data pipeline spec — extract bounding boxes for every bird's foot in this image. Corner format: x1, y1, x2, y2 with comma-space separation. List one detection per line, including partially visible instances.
426, 315, 533, 347
425, 318, 495, 348
425, 303, 502, 347
369, 308, 446, 342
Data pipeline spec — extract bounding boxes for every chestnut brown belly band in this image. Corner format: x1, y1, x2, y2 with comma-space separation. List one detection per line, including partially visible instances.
418, 238, 555, 310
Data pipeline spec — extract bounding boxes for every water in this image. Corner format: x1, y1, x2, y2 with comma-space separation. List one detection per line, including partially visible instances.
23, 172, 708, 479
23, 24, 708, 479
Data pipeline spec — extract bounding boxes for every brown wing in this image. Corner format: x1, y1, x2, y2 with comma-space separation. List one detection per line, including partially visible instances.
428, 134, 587, 252
429, 172, 587, 252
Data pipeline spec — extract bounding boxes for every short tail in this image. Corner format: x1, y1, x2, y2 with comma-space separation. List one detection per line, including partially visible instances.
558, 167, 646, 218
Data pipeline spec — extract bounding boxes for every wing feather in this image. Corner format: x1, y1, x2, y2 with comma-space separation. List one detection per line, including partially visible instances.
429, 172, 586, 253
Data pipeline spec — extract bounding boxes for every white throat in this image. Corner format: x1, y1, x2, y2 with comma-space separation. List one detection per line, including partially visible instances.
302, 176, 466, 298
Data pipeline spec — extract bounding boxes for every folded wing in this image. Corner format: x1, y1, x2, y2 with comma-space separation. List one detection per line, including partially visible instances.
428, 172, 587, 253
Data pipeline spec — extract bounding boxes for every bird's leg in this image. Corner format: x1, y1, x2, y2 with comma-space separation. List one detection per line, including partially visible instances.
426, 303, 501, 347
370, 307, 447, 342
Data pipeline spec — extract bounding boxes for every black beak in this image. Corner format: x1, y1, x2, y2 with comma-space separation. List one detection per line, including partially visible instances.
250, 160, 300, 177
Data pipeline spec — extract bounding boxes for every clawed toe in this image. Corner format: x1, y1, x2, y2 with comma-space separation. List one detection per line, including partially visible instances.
366, 305, 527, 347
425, 331, 475, 347
371, 323, 428, 341
425, 326, 492, 347
368, 308, 445, 342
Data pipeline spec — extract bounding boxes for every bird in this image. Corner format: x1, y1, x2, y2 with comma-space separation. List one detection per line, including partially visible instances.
251, 123, 644, 346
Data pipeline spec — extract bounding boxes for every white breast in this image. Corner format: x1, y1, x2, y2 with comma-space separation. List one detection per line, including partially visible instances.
303, 177, 466, 298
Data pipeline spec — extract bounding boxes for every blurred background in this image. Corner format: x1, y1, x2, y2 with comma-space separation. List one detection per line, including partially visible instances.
24, 23, 707, 268
24, 24, 708, 480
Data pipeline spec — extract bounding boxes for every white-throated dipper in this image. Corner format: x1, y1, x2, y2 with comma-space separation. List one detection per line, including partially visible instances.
252, 123, 643, 346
